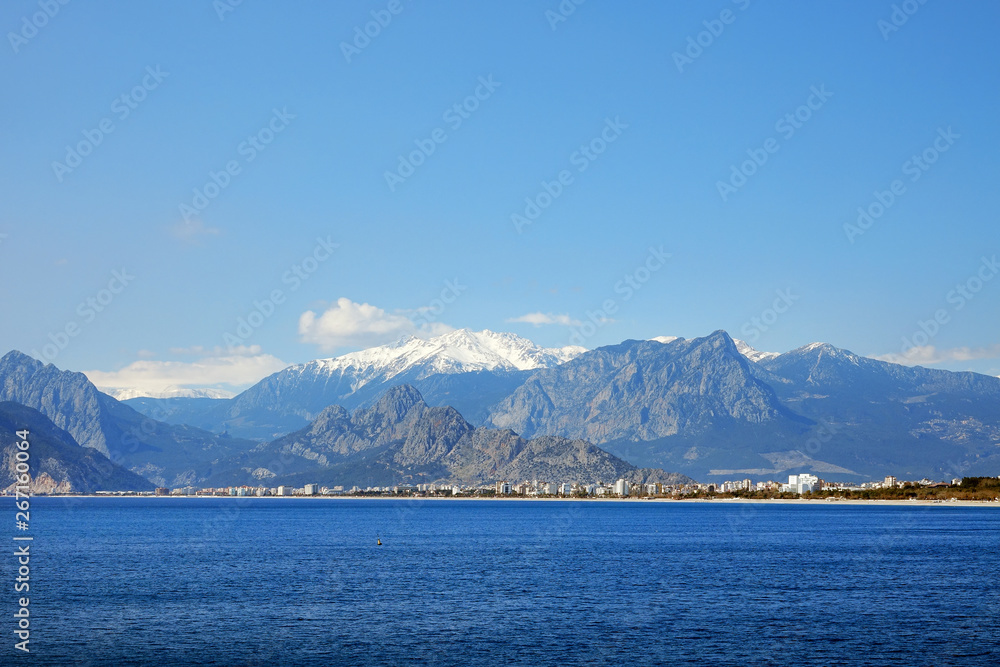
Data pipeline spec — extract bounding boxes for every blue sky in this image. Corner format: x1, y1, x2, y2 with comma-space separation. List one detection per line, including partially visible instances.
2, 0, 998, 394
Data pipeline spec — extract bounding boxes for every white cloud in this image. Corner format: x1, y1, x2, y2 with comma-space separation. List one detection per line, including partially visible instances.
84, 347, 287, 396
298, 298, 452, 352
874, 344, 1000, 366
506, 312, 583, 327
169, 219, 220, 244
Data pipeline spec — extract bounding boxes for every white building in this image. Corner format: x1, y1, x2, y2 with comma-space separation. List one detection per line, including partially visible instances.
276, 485, 290, 496
614, 479, 630, 496
784, 474, 819, 493
496, 481, 511, 495
559, 483, 573, 496
303, 484, 318, 495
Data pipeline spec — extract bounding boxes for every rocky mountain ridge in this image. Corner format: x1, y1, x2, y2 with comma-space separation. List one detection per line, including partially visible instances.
208, 385, 692, 489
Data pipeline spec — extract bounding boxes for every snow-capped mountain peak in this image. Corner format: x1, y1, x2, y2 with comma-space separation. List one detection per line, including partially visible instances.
731, 338, 780, 363
795, 341, 864, 364
298, 329, 585, 392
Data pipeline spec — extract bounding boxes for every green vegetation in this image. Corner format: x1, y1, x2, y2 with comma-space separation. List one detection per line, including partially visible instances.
705, 477, 1000, 502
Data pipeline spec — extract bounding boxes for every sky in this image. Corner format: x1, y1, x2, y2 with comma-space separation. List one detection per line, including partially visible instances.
2, 0, 999, 395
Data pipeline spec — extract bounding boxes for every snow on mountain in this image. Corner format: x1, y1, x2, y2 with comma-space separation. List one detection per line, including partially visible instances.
100, 386, 235, 400
788, 341, 869, 366
650, 335, 681, 345
732, 339, 780, 363
292, 329, 586, 393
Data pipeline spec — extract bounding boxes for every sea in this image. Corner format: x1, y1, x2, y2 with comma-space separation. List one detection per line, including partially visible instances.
7, 497, 1000, 666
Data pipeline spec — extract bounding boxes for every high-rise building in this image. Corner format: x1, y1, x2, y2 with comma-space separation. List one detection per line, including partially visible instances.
614, 479, 630, 496
785, 474, 819, 493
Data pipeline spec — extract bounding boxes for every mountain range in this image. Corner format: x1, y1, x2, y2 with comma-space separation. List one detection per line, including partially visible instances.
122, 329, 1000, 482
483, 331, 1000, 480
139, 329, 585, 440
205, 384, 689, 489
0, 340, 679, 490
3, 327, 999, 489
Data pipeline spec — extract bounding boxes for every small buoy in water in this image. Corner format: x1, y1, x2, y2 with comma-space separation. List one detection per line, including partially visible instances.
377, 537, 382, 546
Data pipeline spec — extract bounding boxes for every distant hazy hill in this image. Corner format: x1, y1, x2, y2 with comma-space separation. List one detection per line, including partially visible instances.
206, 385, 691, 489
121, 396, 228, 430
0, 402, 153, 493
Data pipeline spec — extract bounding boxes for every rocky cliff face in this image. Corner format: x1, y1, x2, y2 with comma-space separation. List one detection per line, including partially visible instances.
0, 351, 113, 456
486, 331, 804, 442
0, 402, 154, 493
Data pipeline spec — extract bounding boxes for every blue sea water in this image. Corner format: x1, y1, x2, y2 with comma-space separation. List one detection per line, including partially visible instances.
5, 498, 1000, 666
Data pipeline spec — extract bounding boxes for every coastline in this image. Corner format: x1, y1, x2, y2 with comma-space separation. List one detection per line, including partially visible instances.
27, 495, 1000, 507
